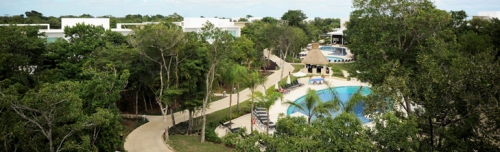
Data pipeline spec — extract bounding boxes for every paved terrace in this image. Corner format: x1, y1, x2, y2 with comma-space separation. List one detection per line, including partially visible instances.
124, 50, 294, 152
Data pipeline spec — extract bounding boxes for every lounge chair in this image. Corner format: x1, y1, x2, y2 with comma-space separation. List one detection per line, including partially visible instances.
219, 121, 233, 128
230, 127, 241, 133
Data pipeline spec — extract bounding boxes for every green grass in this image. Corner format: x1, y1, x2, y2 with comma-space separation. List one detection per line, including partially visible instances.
192, 100, 251, 130
328, 62, 353, 71
291, 63, 304, 73
168, 100, 252, 152
169, 135, 233, 152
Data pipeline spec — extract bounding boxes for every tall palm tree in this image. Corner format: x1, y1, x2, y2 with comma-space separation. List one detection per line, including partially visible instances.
284, 88, 338, 125
245, 70, 266, 132
253, 89, 283, 134
221, 64, 247, 128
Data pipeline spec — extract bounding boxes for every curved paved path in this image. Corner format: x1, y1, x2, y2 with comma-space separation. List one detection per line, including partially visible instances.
124, 51, 294, 152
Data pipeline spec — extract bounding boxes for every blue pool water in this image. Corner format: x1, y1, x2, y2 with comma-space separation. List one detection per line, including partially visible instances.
326, 56, 344, 62
320, 46, 347, 56
287, 86, 372, 124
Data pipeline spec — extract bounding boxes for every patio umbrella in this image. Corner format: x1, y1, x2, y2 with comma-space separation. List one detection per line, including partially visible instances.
293, 71, 307, 77
275, 82, 279, 90
287, 75, 291, 84
290, 112, 308, 119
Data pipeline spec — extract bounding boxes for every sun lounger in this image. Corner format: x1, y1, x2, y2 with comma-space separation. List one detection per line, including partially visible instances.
219, 121, 233, 128
230, 127, 241, 133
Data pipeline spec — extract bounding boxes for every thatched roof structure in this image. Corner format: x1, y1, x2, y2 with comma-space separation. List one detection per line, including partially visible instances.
301, 43, 329, 65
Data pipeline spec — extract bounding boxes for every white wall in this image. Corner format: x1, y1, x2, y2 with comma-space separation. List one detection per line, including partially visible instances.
181, 18, 240, 37
61, 18, 110, 30
478, 11, 500, 19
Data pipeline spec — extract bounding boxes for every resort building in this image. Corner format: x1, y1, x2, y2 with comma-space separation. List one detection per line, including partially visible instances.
1, 17, 241, 42
326, 17, 349, 45
473, 11, 500, 20
173, 18, 241, 37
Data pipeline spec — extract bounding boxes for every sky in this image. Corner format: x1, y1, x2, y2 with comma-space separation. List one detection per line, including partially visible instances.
1, 0, 499, 19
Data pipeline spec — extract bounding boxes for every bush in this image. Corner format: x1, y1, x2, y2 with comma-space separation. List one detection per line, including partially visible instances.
221, 132, 240, 147
330, 66, 344, 78
205, 122, 221, 143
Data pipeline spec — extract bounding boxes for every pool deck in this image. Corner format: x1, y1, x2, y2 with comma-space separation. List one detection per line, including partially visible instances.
268, 76, 371, 127
216, 75, 373, 137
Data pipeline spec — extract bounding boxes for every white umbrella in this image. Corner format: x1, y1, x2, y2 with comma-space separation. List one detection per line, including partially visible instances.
286, 75, 291, 84
293, 71, 307, 77
290, 112, 308, 119
275, 82, 279, 90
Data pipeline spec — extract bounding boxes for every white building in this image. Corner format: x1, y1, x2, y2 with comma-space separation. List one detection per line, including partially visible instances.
174, 18, 241, 37
474, 11, 500, 20
326, 17, 349, 45
2, 17, 241, 42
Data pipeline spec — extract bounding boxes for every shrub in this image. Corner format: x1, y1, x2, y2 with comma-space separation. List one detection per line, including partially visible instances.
221, 132, 240, 147
205, 124, 221, 143
330, 66, 344, 78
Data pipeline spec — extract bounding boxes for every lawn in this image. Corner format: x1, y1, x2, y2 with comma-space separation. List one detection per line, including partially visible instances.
291, 63, 304, 72
169, 135, 233, 152
192, 100, 251, 130
168, 100, 252, 151
328, 62, 353, 71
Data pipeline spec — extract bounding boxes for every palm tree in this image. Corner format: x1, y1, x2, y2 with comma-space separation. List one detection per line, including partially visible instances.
323, 81, 366, 113
253, 89, 283, 134
284, 88, 339, 125
245, 70, 266, 132
221, 64, 247, 128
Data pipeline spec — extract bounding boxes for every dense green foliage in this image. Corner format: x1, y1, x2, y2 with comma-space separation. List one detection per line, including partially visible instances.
1, 22, 131, 151
346, 0, 500, 151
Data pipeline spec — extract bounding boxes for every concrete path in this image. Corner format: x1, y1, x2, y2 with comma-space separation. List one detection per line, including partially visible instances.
124, 50, 294, 152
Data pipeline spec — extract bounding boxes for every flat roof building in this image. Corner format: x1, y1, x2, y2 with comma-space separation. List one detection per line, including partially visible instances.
2, 17, 241, 43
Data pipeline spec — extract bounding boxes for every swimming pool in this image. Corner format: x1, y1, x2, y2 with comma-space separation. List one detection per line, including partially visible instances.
287, 86, 372, 124
320, 46, 347, 56
326, 56, 344, 62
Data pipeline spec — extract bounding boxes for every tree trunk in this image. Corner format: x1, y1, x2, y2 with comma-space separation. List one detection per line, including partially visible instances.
404, 96, 412, 115
429, 116, 434, 152
157, 98, 169, 141
266, 111, 270, 135
250, 92, 254, 132
148, 97, 153, 112
229, 85, 233, 129
188, 109, 193, 134
201, 99, 207, 143
170, 106, 175, 126
201, 63, 216, 143
237, 83, 240, 111
143, 93, 148, 112
135, 90, 139, 116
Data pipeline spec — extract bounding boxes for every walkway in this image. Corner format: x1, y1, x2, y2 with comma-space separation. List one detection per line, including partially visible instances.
123, 50, 294, 152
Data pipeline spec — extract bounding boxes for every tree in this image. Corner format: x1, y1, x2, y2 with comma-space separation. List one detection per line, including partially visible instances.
281, 10, 307, 28
220, 64, 247, 127
267, 23, 307, 78
176, 32, 208, 134
310, 112, 374, 151
346, 0, 500, 150
200, 22, 235, 143
0, 25, 45, 87
284, 88, 337, 125
261, 16, 278, 24
368, 112, 420, 151
4, 82, 85, 152
346, 0, 451, 115
252, 89, 283, 134
244, 71, 266, 132
128, 22, 185, 141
